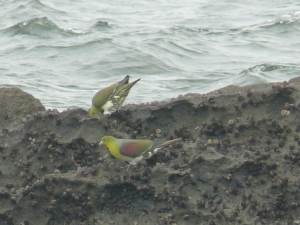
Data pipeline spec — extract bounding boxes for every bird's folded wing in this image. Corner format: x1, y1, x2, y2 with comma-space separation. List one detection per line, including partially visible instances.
109, 78, 140, 112
119, 142, 145, 158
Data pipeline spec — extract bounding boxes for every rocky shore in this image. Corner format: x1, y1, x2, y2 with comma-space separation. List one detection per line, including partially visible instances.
1, 77, 300, 225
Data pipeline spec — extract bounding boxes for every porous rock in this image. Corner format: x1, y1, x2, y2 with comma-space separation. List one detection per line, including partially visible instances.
1, 77, 300, 224
0, 88, 45, 130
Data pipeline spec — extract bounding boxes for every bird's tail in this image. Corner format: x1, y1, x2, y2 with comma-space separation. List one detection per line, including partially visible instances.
152, 138, 182, 154
120, 75, 130, 85
109, 75, 131, 100
129, 78, 141, 86
159, 138, 182, 148
117, 78, 140, 95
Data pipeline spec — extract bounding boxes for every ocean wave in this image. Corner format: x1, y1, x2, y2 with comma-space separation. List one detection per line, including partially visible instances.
24, 0, 66, 13
31, 0, 67, 13
260, 11, 300, 30
237, 63, 300, 85
92, 20, 111, 29
242, 64, 299, 73
0, 17, 87, 38
170, 25, 210, 34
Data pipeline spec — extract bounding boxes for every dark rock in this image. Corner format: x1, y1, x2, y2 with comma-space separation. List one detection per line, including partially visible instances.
1, 77, 300, 224
0, 88, 45, 130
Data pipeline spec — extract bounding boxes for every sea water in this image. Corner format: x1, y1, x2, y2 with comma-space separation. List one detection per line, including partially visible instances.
0, 0, 300, 111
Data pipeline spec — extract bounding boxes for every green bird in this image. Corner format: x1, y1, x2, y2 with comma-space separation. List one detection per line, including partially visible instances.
99, 136, 182, 164
89, 75, 140, 117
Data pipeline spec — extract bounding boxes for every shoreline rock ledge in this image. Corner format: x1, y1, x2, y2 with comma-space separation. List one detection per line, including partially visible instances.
1, 77, 300, 225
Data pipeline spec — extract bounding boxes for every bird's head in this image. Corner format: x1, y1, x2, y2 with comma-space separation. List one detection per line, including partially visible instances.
99, 136, 115, 146
89, 105, 103, 117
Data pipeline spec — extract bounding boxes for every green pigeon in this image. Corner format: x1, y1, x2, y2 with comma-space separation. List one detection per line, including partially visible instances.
89, 75, 140, 117
99, 136, 182, 164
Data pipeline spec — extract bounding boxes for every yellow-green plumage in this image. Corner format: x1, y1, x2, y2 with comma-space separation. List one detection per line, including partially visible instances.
89, 75, 140, 117
99, 136, 182, 164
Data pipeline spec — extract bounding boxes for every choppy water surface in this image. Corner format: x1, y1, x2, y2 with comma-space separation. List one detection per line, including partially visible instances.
1, 0, 300, 111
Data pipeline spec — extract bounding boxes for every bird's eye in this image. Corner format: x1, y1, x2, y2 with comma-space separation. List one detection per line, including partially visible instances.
103, 138, 105, 142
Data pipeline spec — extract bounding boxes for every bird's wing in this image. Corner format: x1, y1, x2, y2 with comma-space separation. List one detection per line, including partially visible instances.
92, 83, 118, 107
108, 78, 140, 112
92, 75, 130, 107
119, 140, 151, 158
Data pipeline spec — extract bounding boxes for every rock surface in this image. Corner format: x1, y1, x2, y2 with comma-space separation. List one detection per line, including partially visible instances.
0, 88, 46, 130
1, 77, 300, 225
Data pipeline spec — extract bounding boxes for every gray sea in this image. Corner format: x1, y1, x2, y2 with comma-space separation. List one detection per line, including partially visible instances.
1, 0, 300, 111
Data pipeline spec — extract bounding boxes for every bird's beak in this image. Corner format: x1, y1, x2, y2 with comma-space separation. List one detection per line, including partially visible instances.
99, 141, 103, 146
